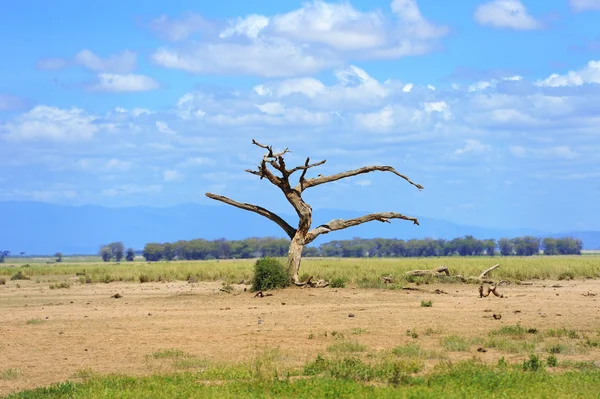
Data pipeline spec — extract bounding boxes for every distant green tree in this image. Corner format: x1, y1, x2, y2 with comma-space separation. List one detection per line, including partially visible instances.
143, 243, 164, 261
542, 238, 558, 255
512, 236, 540, 256
0, 250, 7, 263
99, 246, 112, 262
109, 242, 125, 262
498, 238, 514, 256
125, 248, 135, 262
163, 243, 176, 261
556, 237, 583, 255
55, 252, 63, 262
483, 239, 496, 256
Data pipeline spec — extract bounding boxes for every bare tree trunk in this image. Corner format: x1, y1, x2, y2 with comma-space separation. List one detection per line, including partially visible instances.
287, 234, 305, 284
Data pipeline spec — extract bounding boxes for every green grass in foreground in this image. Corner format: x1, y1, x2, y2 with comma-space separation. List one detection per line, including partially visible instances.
6, 360, 600, 399
1, 256, 599, 286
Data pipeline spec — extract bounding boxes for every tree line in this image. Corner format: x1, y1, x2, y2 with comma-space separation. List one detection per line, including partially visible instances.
139, 235, 583, 261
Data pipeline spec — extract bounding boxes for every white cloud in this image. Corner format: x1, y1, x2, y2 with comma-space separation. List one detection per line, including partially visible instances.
90, 73, 159, 92
180, 157, 217, 167
220, 14, 270, 39
474, 0, 542, 30
274, 78, 326, 98
163, 169, 183, 181
77, 158, 134, 172
261, 65, 390, 108
454, 139, 491, 155
35, 58, 69, 70
536, 60, 600, 87
176, 93, 207, 120
354, 106, 396, 131
390, 0, 449, 39
150, 0, 448, 77
1, 106, 98, 141
156, 121, 176, 135
74, 49, 137, 73
510, 146, 579, 160
151, 38, 336, 78
423, 101, 451, 119
570, 0, 600, 12
101, 184, 162, 197
467, 75, 523, 92
355, 179, 372, 187
253, 84, 273, 96
255, 102, 286, 115
270, 1, 385, 50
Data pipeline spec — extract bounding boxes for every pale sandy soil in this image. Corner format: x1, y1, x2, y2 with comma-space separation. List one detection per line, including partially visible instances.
1, 278, 599, 396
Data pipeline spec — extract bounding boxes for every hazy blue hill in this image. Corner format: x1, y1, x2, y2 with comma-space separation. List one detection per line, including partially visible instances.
0, 201, 598, 254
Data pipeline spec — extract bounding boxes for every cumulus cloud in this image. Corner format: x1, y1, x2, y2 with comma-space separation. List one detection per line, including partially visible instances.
74, 49, 137, 73
149, 13, 216, 41
150, 0, 448, 77
37, 50, 138, 73
1, 106, 98, 141
156, 121, 176, 135
454, 139, 491, 155
269, 1, 385, 50
35, 58, 70, 70
90, 73, 160, 92
536, 60, 600, 87
570, 0, 600, 12
163, 170, 183, 181
151, 38, 337, 78
256, 65, 392, 109
474, 0, 542, 30
510, 146, 579, 160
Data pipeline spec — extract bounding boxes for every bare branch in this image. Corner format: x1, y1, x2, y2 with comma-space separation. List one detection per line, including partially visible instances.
245, 164, 282, 186
205, 193, 296, 239
251, 139, 290, 159
289, 158, 327, 175
302, 165, 423, 191
298, 158, 310, 189
304, 212, 419, 244
251, 139, 271, 153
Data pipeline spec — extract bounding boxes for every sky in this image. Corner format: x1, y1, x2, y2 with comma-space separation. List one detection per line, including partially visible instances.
1, 0, 600, 233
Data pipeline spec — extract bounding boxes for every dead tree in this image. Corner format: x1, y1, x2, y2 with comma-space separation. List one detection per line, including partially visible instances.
405, 266, 450, 277
206, 140, 423, 285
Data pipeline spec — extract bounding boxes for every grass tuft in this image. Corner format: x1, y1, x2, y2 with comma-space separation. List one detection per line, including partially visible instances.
0, 368, 20, 380
327, 341, 367, 353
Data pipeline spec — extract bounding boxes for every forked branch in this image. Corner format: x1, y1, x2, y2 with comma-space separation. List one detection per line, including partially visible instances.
205, 193, 297, 239
304, 212, 419, 244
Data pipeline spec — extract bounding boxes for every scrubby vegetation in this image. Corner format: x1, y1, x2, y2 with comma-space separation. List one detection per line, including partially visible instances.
7, 357, 600, 398
251, 257, 289, 291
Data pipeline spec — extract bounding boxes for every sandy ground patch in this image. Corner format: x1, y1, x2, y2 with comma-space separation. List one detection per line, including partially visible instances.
1, 278, 600, 395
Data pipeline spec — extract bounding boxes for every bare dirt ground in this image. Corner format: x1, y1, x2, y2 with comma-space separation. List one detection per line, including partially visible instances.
1, 278, 600, 396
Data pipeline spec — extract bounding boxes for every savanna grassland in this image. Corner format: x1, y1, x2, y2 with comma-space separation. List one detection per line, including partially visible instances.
1, 256, 600, 398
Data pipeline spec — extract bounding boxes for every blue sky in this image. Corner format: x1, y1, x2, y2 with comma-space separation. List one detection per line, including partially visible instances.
1, 0, 600, 232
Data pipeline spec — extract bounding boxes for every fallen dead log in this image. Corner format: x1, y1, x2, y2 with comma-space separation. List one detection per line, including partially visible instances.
479, 284, 503, 298
405, 266, 449, 277
295, 276, 329, 288
405, 263, 505, 298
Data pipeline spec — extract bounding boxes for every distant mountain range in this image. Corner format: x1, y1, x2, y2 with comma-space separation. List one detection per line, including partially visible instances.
0, 201, 598, 254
